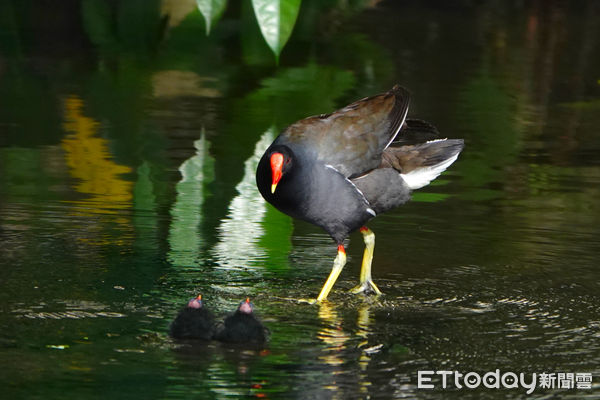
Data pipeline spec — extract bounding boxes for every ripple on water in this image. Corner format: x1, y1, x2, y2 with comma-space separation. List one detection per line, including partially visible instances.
13, 300, 128, 320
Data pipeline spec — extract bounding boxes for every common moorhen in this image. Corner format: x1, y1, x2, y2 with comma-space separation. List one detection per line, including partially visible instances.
256, 85, 464, 301
169, 294, 216, 340
215, 298, 268, 344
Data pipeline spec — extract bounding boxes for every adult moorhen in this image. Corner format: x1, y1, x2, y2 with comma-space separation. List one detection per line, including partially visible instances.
215, 298, 268, 344
256, 85, 464, 302
169, 294, 216, 340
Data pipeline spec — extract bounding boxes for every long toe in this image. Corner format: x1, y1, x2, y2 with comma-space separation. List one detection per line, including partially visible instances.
350, 280, 383, 296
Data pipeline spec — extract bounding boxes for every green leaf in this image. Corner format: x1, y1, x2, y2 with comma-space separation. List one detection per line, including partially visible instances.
196, 0, 227, 35
240, 0, 274, 66
251, 0, 301, 62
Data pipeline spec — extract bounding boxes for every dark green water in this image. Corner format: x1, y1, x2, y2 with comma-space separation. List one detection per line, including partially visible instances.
1, 1, 600, 399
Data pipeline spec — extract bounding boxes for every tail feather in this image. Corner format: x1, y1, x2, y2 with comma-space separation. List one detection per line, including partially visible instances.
392, 119, 440, 146
381, 139, 464, 190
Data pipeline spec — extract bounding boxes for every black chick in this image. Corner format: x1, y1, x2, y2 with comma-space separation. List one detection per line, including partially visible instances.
169, 294, 215, 340
215, 298, 268, 344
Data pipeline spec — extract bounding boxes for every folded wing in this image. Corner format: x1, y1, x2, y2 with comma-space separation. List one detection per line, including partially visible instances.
282, 85, 410, 177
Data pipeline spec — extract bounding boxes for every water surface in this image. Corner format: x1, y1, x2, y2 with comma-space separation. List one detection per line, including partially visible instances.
1, 1, 600, 399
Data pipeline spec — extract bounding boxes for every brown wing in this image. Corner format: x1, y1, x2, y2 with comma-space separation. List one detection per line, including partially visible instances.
282, 85, 410, 177
380, 139, 465, 173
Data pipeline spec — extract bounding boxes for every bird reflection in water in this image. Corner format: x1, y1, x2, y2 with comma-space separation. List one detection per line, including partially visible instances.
356, 303, 383, 397
316, 301, 378, 397
317, 302, 350, 366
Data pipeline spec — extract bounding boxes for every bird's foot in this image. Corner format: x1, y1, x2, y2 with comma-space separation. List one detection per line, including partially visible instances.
350, 280, 382, 296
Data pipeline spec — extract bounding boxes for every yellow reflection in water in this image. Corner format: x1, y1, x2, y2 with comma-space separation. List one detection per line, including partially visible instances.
61, 96, 132, 231
316, 301, 350, 397
316, 301, 377, 398
356, 303, 376, 396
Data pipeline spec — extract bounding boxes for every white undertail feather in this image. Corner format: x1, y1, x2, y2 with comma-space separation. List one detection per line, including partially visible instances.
400, 151, 460, 190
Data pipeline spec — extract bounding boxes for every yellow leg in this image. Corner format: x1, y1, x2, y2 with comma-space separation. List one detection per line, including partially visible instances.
316, 244, 347, 302
350, 227, 382, 295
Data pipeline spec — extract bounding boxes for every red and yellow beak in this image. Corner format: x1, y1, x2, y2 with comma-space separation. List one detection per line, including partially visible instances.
270, 152, 284, 193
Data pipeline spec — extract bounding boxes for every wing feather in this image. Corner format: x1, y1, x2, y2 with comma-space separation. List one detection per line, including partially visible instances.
282, 85, 410, 177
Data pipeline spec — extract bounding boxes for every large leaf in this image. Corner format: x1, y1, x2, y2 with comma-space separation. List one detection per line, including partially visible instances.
251, 0, 301, 62
196, 0, 227, 35
240, 0, 274, 66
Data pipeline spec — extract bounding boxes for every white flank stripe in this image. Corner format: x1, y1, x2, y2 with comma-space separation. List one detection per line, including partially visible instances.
426, 138, 448, 144
400, 153, 459, 190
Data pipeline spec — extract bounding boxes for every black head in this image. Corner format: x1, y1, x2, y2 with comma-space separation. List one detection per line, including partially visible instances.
187, 294, 203, 309
266, 145, 294, 194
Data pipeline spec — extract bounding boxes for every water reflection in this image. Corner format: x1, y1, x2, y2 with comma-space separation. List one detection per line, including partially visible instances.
317, 302, 350, 366
59, 95, 134, 247
61, 96, 133, 214
17, 299, 126, 320
314, 301, 350, 399
168, 342, 269, 399
132, 161, 159, 253
314, 301, 382, 398
211, 128, 275, 270
152, 71, 221, 99
167, 132, 215, 267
